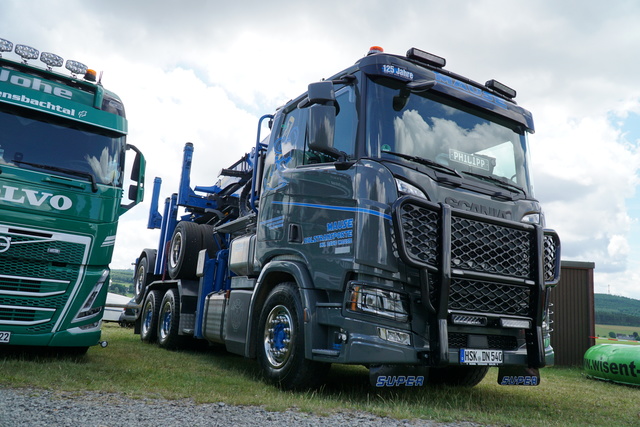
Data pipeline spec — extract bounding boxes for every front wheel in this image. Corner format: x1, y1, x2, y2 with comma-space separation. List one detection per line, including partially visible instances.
256, 283, 329, 390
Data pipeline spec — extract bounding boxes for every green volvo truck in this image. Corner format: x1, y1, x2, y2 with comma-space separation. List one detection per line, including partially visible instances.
133, 46, 560, 388
0, 38, 145, 353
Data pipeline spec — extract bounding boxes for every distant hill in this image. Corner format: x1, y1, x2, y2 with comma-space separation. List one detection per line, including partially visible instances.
595, 293, 640, 326
108, 269, 135, 297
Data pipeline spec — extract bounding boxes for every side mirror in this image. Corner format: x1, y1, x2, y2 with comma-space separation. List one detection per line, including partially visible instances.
302, 82, 340, 158
308, 104, 338, 157
119, 144, 145, 214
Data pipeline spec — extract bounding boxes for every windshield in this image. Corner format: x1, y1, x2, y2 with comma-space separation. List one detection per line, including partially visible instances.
365, 77, 533, 195
0, 109, 125, 186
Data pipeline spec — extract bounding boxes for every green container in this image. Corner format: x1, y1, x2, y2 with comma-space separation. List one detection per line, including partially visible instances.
583, 344, 640, 386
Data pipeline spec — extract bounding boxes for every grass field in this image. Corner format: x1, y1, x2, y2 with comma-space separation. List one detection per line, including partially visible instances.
2, 323, 640, 426
595, 324, 640, 345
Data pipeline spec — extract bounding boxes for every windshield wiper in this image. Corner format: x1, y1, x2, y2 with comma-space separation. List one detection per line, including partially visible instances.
381, 150, 462, 178
14, 160, 98, 193
462, 171, 525, 196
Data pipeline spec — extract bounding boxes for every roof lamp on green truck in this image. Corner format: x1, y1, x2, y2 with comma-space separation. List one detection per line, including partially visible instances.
0, 38, 145, 353
134, 46, 560, 389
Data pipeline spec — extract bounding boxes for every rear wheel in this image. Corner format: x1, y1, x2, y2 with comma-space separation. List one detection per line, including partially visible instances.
167, 221, 201, 279
133, 253, 155, 304
257, 283, 329, 390
140, 290, 162, 343
157, 289, 183, 349
427, 365, 489, 387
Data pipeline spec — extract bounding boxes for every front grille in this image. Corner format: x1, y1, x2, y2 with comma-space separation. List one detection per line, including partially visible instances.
0, 225, 90, 328
396, 199, 536, 279
449, 279, 531, 317
397, 203, 439, 266
1, 234, 85, 264
543, 234, 560, 284
451, 217, 531, 278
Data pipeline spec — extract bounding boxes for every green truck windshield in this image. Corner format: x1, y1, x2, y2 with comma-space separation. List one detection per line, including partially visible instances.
0, 109, 125, 186
365, 77, 533, 195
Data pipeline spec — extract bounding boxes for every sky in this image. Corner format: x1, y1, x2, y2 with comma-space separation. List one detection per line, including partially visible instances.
2, 0, 640, 298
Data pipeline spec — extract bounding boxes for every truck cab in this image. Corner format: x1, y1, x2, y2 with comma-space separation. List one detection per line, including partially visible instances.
135, 47, 560, 390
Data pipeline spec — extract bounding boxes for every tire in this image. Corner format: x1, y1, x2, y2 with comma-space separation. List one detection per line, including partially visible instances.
199, 224, 217, 258
133, 253, 155, 304
256, 282, 329, 390
167, 221, 202, 279
140, 290, 162, 343
157, 289, 184, 349
427, 365, 489, 387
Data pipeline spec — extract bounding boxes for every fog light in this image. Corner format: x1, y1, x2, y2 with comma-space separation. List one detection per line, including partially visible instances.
0, 38, 13, 54
40, 52, 63, 69
501, 318, 531, 329
66, 59, 88, 75
378, 327, 411, 346
451, 314, 487, 326
15, 44, 39, 62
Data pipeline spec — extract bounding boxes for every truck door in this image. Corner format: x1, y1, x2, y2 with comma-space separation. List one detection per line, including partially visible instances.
257, 86, 358, 291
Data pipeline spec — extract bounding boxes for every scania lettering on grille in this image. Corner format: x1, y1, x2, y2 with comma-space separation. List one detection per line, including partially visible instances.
0, 185, 72, 211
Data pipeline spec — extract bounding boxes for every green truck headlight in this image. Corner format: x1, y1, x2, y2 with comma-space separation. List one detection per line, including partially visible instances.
73, 269, 109, 323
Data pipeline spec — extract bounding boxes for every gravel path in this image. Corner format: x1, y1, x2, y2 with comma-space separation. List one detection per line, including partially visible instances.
0, 387, 483, 427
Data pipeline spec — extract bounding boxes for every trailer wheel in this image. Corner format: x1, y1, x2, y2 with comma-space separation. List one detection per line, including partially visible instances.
199, 224, 217, 257
427, 365, 489, 387
257, 282, 329, 390
157, 289, 184, 349
167, 221, 201, 279
133, 253, 155, 304
140, 290, 162, 343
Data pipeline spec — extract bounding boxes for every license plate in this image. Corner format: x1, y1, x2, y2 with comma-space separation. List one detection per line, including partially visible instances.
460, 349, 503, 365
0, 331, 10, 343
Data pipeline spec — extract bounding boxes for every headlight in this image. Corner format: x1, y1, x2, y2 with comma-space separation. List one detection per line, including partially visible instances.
395, 178, 427, 199
348, 283, 409, 322
521, 212, 545, 226
73, 269, 109, 323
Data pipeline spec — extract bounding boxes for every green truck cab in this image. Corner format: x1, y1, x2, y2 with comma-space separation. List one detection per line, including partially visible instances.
0, 38, 144, 352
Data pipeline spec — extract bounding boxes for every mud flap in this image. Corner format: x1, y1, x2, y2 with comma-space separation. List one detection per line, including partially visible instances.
497, 366, 541, 386
369, 365, 429, 387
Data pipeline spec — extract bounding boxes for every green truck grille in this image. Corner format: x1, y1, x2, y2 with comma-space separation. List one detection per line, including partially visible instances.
0, 225, 90, 329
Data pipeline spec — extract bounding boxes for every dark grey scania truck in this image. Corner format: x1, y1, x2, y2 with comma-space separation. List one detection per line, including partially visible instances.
132, 46, 561, 389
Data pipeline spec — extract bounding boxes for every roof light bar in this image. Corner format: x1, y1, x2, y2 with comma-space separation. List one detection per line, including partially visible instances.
40, 52, 63, 70
368, 46, 384, 55
406, 47, 446, 68
0, 38, 13, 56
2, 39, 97, 80
486, 79, 516, 99
65, 59, 88, 76
15, 44, 39, 63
